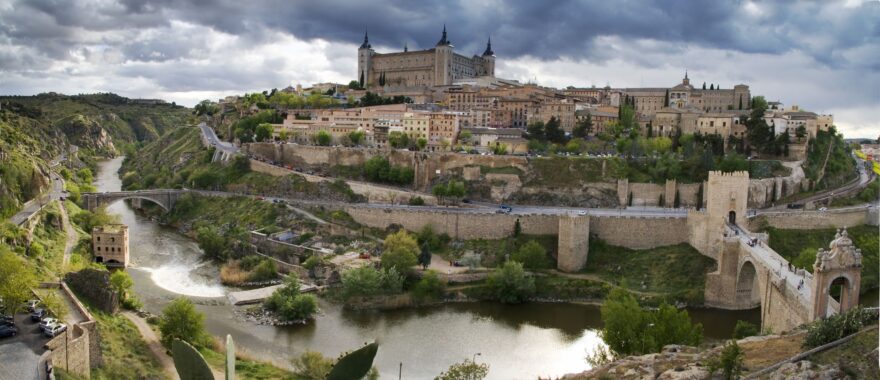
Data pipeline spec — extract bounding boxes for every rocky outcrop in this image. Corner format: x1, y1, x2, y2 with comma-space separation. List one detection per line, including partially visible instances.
768, 361, 845, 380
64, 268, 120, 314
748, 162, 808, 208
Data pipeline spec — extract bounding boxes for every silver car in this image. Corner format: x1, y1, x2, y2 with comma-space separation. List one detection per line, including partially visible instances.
44, 323, 67, 338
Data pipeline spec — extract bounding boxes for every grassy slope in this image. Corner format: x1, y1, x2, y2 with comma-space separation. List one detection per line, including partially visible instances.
809, 327, 879, 379
766, 225, 878, 292
581, 240, 716, 303
89, 310, 168, 380
804, 129, 856, 190
165, 193, 281, 233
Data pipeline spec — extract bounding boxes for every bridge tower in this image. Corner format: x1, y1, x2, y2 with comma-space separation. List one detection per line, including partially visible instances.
689, 171, 749, 258
811, 228, 862, 319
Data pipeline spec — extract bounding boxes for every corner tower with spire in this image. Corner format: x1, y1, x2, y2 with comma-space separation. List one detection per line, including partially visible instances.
357, 28, 375, 87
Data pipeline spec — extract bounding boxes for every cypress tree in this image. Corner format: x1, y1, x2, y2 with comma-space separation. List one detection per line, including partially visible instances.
702, 82, 706, 90
710, 84, 714, 90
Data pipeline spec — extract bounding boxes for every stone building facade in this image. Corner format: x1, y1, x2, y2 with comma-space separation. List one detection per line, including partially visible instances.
92, 224, 129, 267
357, 26, 495, 88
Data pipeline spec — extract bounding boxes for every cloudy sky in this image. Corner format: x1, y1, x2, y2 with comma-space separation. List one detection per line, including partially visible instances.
0, 0, 877, 137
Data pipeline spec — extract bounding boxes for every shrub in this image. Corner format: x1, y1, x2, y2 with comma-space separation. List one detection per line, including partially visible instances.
412, 270, 446, 302
408, 196, 425, 206
238, 255, 264, 270
486, 261, 535, 304
292, 351, 334, 380
278, 294, 318, 321
341, 266, 383, 298
803, 307, 875, 348
510, 240, 551, 269
436, 358, 490, 380
248, 259, 278, 282
732, 320, 759, 339
707, 340, 744, 380
159, 298, 210, 349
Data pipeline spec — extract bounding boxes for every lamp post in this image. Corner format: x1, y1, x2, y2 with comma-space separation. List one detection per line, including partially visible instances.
472, 352, 481, 362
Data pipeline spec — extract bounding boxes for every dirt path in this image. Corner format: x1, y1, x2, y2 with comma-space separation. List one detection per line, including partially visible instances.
122, 311, 181, 380
58, 201, 77, 266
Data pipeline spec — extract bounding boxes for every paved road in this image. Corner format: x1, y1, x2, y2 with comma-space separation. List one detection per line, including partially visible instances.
199, 122, 238, 154
729, 224, 812, 307
9, 173, 65, 226
0, 313, 51, 380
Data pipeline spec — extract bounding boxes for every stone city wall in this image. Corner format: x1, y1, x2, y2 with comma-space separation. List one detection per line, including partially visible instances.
590, 215, 690, 249
749, 208, 871, 230
344, 206, 689, 251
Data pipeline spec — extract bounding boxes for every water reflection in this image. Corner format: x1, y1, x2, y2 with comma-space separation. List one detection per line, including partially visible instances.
95, 156, 759, 380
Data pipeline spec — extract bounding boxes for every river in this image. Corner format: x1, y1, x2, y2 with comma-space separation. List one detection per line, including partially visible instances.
95, 157, 761, 379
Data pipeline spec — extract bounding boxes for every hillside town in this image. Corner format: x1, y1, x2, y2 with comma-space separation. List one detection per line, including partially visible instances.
1, 5, 878, 380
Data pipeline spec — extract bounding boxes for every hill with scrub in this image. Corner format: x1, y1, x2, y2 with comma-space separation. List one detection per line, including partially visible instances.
0, 93, 190, 218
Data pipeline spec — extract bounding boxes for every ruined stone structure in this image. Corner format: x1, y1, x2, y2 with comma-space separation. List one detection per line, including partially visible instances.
91, 224, 129, 267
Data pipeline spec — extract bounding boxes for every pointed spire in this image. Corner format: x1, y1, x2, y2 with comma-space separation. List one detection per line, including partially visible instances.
360, 27, 371, 49
483, 35, 494, 56
436, 24, 450, 46
685, 69, 688, 80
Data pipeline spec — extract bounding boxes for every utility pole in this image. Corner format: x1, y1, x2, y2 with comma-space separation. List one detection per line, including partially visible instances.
398, 362, 402, 380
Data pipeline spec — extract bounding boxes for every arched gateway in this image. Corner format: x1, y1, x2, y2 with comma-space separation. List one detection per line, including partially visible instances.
811, 228, 862, 319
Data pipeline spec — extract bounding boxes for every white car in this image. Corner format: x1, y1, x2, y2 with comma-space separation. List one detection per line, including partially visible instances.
44, 323, 67, 338
577, 210, 588, 216
818, 207, 828, 212
39, 318, 59, 332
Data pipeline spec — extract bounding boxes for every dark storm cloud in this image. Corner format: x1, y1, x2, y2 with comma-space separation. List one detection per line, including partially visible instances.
2, 0, 877, 67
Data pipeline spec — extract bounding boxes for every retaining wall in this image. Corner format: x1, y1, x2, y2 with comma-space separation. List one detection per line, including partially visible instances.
749, 208, 871, 230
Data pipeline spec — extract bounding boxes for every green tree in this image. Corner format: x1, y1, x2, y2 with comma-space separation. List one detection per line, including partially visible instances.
510, 240, 550, 269
795, 125, 807, 138
527, 121, 545, 141
195, 226, 227, 260
486, 261, 535, 304
513, 219, 521, 238
254, 123, 274, 142
0, 248, 37, 313
388, 131, 410, 148
418, 242, 432, 270
381, 230, 419, 272
110, 270, 134, 302
416, 137, 428, 151
435, 358, 489, 380
348, 130, 365, 146
315, 130, 332, 146
599, 289, 703, 357
573, 114, 593, 138
159, 297, 210, 349
544, 117, 565, 143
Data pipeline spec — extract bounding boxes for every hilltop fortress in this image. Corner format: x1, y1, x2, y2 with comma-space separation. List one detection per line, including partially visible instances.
357, 26, 495, 88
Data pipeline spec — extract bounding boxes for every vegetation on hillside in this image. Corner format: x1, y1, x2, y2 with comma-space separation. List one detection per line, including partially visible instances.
766, 225, 878, 292
804, 128, 856, 190
582, 240, 716, 303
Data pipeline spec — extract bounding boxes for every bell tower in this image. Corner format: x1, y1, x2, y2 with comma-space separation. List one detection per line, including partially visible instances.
434, 24, 453, 86
357, 29, 374, 87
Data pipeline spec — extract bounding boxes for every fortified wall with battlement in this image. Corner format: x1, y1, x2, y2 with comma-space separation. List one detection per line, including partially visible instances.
244, 143, 806, 208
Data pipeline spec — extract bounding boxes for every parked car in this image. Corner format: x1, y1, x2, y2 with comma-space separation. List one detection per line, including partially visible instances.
577, 210, 588, 216
39, 317, 59, 332
30, 308, 47, 322
25, 299, 39, 312
0, 325, 18, 338
819, 207, 828, 212
44, 324, 67, 338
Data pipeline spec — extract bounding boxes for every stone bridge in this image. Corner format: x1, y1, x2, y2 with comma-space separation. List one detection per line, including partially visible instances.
81, 189, 236, 212
692, 171, 863, 333
82, 190, 188, 211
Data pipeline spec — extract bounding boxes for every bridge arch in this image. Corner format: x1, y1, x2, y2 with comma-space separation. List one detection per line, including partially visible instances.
83, 190, 187, 213
96, 195, 170, 212
735, 260, 760, 307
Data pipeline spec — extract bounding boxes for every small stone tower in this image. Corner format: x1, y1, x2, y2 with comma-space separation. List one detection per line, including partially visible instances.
480, 36, 495, 76
811, 228, 862, 319
92, 224, 130, 268
357, 29, 374, 87
434, 25, 453, 86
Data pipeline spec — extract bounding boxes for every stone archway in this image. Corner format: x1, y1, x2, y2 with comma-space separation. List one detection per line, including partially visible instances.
735, 261, 760, 307
811, 228, 862, 319
827, 276, 855, 314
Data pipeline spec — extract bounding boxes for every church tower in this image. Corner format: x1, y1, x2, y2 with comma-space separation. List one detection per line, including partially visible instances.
357, 29, 374, 87
481, 36, 495, 77
434, 25, 453, 86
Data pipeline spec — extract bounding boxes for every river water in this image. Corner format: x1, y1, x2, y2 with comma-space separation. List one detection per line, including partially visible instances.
96, 157, 762, 379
